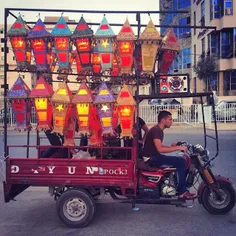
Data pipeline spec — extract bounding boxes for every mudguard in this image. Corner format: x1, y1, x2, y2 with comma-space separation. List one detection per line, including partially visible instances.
197, 175, 233, 204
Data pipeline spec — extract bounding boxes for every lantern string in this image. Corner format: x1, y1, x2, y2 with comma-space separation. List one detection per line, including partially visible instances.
61, 12, 64, 16
37, 13, 40, 19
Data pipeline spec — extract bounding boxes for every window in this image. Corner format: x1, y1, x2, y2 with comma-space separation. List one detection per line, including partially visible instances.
207, 34, 211, 54
224, 0, 233, 15
221, 30, 233, 58
178, 17, 191, 39
211, 32, 217, 55
201, 1, 205, 26
193, 11, 196, 35
234, 28, 236, 57
194, 44, 196, 65
1, 56, 4, 60
179, 0, 190, 9
231, 71, 236, 90
224, 70, 236, 94
182, 48, 191, 69
210, 0, 221, 20
201, 38, 205, 54
1, 48, 3, 52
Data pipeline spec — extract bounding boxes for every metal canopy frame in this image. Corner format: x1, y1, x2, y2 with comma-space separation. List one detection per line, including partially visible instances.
3, 8, 219, 164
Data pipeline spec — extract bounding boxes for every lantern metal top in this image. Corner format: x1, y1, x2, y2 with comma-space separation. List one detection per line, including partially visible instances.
51, 16, 71, 36
28, 18, 51, 39
72, 81, 93, 103
116, 19, 136, 41
95, 16, 115, 38
51, 81, 73, 103
7, 15, 30, 36
139, 19, 161, 42
7, 76, 31, 98
72, 16, 93, 39
94, 82, 115, 104
117, 84, 136, 106
30, 75, 54, 98
161, 28, 180, 51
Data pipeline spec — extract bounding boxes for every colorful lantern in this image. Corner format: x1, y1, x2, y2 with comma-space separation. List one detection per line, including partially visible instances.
28, 18, 53, 72
51, 16, 72, 79
72, 81, 93, 134
7, 76, 32, 131
138, 20, 161, 77
92, 45, 101, 74
89, 106, 103, 146
72, 16, 93, 73
116, 19, 136, 75
51, 82, 73, 135
94, 82, 115, 136
7, 15, 31, 70
159, 29, 180, 74
63, 105, 78, 146
116, 84, 136, 138
95, 16, 116, 71
30, 76, 54, 130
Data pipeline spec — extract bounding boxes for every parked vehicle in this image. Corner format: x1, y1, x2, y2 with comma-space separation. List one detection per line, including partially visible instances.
215, 100, 236, 121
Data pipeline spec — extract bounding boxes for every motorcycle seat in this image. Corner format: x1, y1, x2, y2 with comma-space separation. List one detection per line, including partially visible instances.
159, 165, 175, 169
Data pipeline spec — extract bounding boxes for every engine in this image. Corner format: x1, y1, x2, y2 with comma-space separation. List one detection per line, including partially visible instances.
161, 173, 177, 196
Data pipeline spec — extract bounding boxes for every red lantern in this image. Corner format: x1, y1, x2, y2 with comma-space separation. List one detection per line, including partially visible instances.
7, 15, 31, 70
30, 76, 54, 130
116, 84, 136, 138
116, 20, 136, 75
72, 16, 93, 73
92, 45, 101, 74
159, 29, 180, 74
7, 76, 32, 131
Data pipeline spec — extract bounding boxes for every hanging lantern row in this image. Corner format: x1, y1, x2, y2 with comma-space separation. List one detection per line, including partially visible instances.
7, 75, 136, 145
7, 15, 180, 78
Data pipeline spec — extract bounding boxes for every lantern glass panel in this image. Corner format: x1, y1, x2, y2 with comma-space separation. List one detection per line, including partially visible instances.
38, 111, 47, 121
121, 56, 131, 67
76, 39, 90, 51
11, 37, 25, 49
58, 52, 68, 63
55, 116, 64, 127
26, 51, 31, 63
76, 104, 89, 115
32, 39, 45, 52
119, 42, 132, 53
35, 54, 46, 64
120, 106, 131, 116
55, 38, 69, 50
80, 53, 89, 64
79, 116, 88, 126
35, 98, 47, 110
101, 54, 110, 63
15, 51, 24, 62
101, 117, 111, 127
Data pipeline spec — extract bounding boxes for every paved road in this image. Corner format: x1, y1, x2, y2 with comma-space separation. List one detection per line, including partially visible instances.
0, 127, 236, 236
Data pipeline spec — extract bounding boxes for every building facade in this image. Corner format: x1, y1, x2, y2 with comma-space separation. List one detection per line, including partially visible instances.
192, 0, 235, 96
159, 0, 192, 77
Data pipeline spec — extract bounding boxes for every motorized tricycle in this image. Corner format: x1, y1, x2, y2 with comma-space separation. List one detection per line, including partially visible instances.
1, 8, 235, 229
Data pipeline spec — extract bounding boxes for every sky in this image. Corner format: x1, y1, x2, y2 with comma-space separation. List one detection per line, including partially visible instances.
0, 0, 160, 34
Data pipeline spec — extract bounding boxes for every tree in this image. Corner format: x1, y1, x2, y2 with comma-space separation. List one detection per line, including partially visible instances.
194, 54, 217, 91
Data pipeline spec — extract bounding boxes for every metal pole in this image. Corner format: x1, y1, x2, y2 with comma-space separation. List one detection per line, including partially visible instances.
200, 96, 207, 149
26, 130, 30, 158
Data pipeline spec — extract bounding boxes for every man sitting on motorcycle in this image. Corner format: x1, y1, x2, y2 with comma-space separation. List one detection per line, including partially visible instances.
143, 110, 197, 200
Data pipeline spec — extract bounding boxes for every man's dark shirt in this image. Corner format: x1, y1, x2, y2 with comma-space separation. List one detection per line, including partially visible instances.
143, 125, 164, 157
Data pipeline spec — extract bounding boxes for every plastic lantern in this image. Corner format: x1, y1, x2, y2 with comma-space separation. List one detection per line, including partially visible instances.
138, 20, 161, 77
116, 84, 136, 138
28, 18, 53, 72
51, 16, 72, 79
92, 45, 101, 74
72, 81, 93, 134
29, 76, 54, 130
94, 82, 116, 136
7, 15, 31, 70
72, 16, 93, 73
51, 82, 73, 135
7, 76, 32, 131
95, 16, 116, 71
116, 19, 136, 75
159, 29, 180, 74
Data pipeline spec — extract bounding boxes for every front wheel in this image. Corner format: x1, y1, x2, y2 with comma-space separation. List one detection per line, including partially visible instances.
201, 181, 236, 214
56, 189, 96, 228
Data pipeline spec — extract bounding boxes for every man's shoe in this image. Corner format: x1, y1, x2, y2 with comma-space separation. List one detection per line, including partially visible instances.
178, 191, 197, 200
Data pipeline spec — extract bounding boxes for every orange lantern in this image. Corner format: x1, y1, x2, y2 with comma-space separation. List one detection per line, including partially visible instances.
51, 82, 73, 135
72, 81, 93, 134
92, 45, 101, 74
7, 76, 32, 131
116, 19, 136, 75
116, 84, 136, 138
30, 76, 54, 130
72, 16, 93, 73
7, 15, 31, 70
138, 20, 161, 77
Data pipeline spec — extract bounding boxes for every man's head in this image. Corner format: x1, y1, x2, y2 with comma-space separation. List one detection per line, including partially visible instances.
158, 111, 173, 128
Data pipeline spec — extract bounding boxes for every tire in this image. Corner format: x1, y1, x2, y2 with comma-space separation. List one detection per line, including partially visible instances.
56, 189, 96, 228
201, 181, 236, 214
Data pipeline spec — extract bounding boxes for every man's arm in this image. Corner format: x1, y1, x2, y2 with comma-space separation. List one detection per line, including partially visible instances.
141, 124, 149, 143
154, 139, 186, 153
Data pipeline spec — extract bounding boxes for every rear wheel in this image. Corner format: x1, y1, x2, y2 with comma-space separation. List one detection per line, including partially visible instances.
201, 181, 236, 214
56, 189, 95, 228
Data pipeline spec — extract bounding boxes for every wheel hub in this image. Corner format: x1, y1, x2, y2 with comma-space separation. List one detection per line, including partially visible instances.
208, 189, 230, 209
